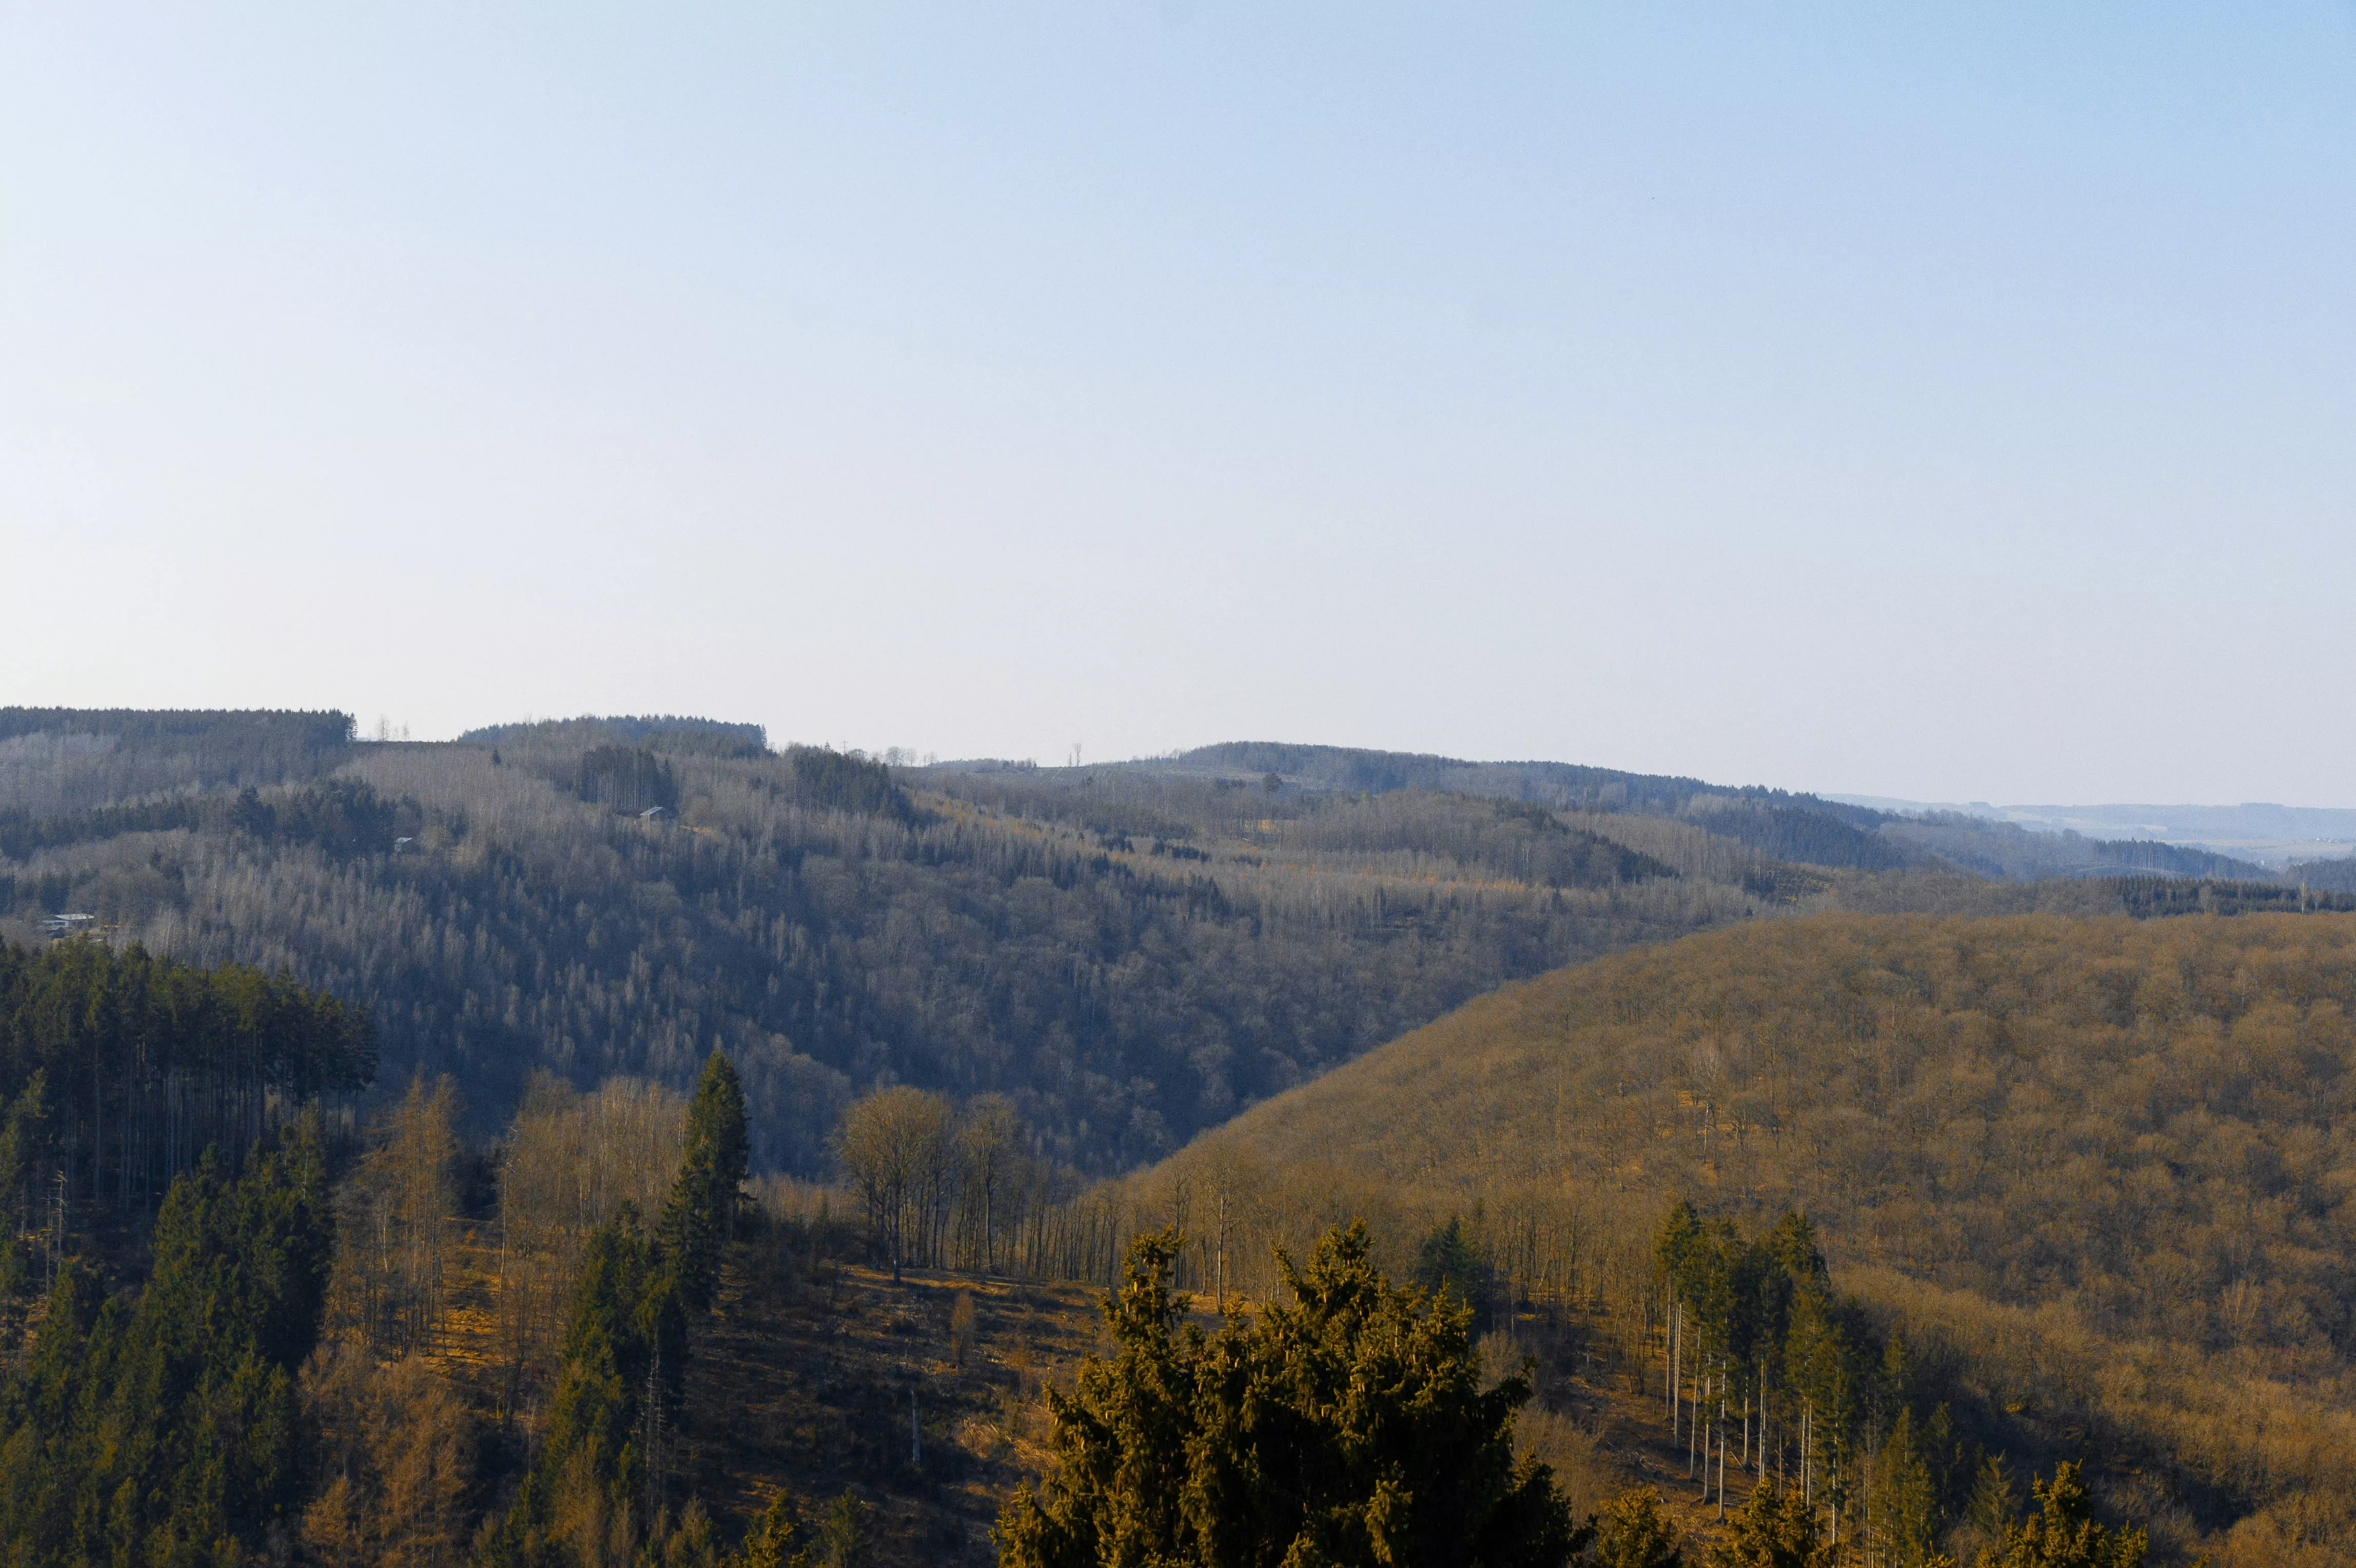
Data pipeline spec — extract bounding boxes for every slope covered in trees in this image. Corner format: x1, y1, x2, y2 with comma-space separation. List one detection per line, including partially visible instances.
0, 707, 352, 815
0, 718, 1800, 1171
0, 938, 375, 1230
1086, 742, 2282, 883
1123, 910, 2356, 1565
460, 715, 771, 757
0, 710, 2307, 1175
0, 1127, 336, 1566
0, 934, 2204, 1566
0, 994, 776, 1568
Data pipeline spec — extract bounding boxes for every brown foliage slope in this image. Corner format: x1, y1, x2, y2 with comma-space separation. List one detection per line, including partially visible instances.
676, 1238, 1109, 1567
1133, 912, 2356, 1564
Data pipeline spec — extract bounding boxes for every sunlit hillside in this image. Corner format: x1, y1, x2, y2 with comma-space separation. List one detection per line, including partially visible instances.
1126, 911, 2356, 1566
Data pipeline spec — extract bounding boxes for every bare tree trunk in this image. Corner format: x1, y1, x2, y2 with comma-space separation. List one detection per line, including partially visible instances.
1665, 1289, 1675, 1417
1716, 1368, 1726, 1519
1216, 1189, 1228, 1312
1689, 1364, 1698, 1478
1671, 1301, 1682, 1440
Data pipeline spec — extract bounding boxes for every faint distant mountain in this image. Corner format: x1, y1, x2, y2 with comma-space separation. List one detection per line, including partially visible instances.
1131, 741, 1915, 871
1120, 744, 2280, 882
1830, 794, 2356, 869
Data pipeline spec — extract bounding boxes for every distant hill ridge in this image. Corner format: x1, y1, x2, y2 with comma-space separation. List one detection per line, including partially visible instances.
0, 710, 2321, 1178
458, 713, 770, 754
0, 707, 358, 819
1164, 739, 1879, 816
1833, 792, 2356, 875
4, 714, 1775, 1169
0, 706, 355, 748
1107, 741, 2281, 884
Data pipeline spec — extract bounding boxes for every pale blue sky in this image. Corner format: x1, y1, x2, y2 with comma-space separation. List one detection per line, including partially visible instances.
5, 5, 2352, 802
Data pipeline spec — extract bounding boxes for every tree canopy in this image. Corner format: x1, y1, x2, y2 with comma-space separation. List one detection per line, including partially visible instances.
0, 936, 376, 1214
0, 1122, 333, 1567
998, 1220, 1587, 1567
478, 1051, 750, 1567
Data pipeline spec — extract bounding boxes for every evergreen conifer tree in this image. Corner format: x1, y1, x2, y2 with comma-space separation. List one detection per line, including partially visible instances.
477, 1204, 686, 1567
1868, 1407, 1942, 1568
1966, 1454, 2019, 1541
0, 1120, 333, 1567
1979, 1463, 2146, 1568
1708, 1484, 1824, 1568
997, 1220, 1587, 1567
1592, 1486, 1685, 1568
481, 1053, 744, 1566
659, 1050, 749, 1316
1412, 1213, 1495, 1325
727, 1493, 805, 1568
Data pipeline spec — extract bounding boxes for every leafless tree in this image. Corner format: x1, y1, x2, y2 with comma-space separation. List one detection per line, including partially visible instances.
836, 1086, 953, 1282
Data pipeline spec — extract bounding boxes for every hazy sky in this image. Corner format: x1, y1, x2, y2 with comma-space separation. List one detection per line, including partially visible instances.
5, 6, 2352, 803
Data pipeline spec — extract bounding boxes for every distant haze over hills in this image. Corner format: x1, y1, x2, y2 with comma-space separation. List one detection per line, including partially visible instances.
1828, 795, 2356, 869
12, 708, 2356, 1172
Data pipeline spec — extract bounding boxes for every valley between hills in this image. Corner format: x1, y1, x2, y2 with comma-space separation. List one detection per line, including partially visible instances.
5, 709, 2355, 1565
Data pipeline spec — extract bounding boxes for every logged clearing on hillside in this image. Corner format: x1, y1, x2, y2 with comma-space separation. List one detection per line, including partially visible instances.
1127, 911, 2356, 1566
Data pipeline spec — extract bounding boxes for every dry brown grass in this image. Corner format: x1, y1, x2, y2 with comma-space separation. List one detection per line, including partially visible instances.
673, 1226, 1107, 1565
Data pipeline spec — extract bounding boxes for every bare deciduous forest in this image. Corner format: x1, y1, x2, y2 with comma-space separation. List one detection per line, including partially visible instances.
0, 713, 1869, 1173
6, 712, 2336, 1176
1122, 912, 2356, 1565
9, 710, 2356, 1564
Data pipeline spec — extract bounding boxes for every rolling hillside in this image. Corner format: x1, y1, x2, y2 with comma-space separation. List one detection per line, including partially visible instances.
0, 713, 1787, 1171
1106, 742, 2287, 883
1125, 910, 2356, 1566
0, 709, 2315, 1179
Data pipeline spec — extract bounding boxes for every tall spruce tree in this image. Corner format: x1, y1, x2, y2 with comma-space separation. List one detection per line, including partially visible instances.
1591, 1487, 1684, 1568
477, 1205, 686, 1567
1980, 1463, 2146, 1568
1412, 1214, 1495, 1326
659, 1049, 749, 1316
480, 1053, 746, 1566
1868, 1406, 1942, 1568
997, 1220, 1587, 1567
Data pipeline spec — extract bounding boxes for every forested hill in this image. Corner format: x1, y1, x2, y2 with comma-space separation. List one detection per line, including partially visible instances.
0, 707, 354, 817
0, 712, 1778, 1172
457, 712, 771, 755
1090, 740, 2285, 881
1129, 911, 2356, 1564
0, 710, 2304, 1176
